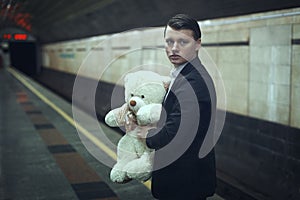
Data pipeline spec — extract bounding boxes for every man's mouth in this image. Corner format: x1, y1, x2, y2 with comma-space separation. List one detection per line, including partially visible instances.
169, 55, 181, 59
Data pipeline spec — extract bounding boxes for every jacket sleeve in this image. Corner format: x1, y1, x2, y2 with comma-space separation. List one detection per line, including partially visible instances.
146, 75, 202, 151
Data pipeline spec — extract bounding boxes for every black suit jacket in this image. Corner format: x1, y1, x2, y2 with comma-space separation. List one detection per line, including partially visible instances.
146, 57, 217, 199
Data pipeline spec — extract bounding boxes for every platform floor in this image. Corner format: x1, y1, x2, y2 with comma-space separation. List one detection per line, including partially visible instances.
0, 67, 224, 200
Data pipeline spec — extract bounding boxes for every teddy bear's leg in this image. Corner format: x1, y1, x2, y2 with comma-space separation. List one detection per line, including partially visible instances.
110, 163, 131, 183
110, 135, 138, 183
123, 152, 153, 181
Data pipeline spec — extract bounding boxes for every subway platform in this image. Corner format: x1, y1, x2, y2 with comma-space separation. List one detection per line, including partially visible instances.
0, 67, 223, 200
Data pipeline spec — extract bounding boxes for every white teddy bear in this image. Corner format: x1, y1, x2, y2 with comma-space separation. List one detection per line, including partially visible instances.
105, 70, 170, 183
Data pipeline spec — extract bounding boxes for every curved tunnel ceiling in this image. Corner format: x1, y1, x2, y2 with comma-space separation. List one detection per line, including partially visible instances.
1, 0, 300, 44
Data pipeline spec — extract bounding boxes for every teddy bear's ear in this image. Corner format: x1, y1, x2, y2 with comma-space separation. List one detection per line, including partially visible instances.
124, 72, 136, 102
124, 72, 132, 84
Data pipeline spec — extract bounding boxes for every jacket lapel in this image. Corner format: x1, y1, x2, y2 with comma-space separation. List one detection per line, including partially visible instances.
162, 58, 202, 107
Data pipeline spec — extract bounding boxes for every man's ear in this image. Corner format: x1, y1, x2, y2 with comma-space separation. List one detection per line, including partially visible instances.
195, 38, 201, 51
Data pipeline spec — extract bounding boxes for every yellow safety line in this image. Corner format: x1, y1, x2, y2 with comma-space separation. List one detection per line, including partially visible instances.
7, 67, 152, 190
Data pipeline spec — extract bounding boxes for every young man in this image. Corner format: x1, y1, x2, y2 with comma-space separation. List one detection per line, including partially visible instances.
145, 14, 217, 200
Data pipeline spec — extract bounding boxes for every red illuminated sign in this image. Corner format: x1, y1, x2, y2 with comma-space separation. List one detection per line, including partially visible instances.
14, 33, 27, 40
2, 33, 28, 41
2, 34, 12, 40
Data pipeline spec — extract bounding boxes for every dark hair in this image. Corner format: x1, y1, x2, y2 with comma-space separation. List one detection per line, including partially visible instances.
164, 14, 201, 40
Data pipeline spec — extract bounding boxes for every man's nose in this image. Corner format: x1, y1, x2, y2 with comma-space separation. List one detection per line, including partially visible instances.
172, 42, 179, 51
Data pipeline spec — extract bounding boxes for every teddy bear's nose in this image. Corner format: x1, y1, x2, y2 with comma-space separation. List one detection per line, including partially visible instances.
130, 100, 136, 107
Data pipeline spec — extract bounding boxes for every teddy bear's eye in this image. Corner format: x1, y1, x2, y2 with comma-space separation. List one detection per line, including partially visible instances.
141, 95, 145, 99
131, 93, 134, 97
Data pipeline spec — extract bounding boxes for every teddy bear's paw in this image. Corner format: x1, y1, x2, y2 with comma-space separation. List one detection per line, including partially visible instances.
136, 104, 162, 125
112, 175, 132, 184
124, 161, 152, 181
110, 169, 132, 183
110, 169, 125, 182
105, 112, 118, 127
127, 171, 151, 182
118, 177, 133, 184
105, 103, 128, 127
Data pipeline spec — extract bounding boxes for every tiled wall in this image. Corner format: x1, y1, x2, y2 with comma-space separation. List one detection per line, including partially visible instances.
292, 24, 300, 128
42, 8, 300, 129
250, 25, 291, 124
201, 8, 300, 128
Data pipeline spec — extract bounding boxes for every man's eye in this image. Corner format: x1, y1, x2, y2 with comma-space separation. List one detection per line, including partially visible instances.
179, 40, 188, 45
166, 40, 174, 45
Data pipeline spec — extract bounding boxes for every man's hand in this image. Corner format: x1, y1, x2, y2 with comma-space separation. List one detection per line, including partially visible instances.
125, 112, 138, 132
136, 124, 157, 139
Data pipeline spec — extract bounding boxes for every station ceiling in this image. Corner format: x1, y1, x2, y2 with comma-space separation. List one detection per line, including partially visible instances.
1, 0, 300, 44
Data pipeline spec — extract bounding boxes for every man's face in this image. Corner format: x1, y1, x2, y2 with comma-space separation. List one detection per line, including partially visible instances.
164, 26, 201, 67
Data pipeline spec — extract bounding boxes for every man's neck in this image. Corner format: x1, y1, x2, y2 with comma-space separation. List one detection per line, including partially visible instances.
174, 62, 187, 68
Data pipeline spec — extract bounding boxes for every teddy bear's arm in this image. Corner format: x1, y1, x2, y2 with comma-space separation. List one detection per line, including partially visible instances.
105, 103, 128, 127
136, 103, 162, 126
